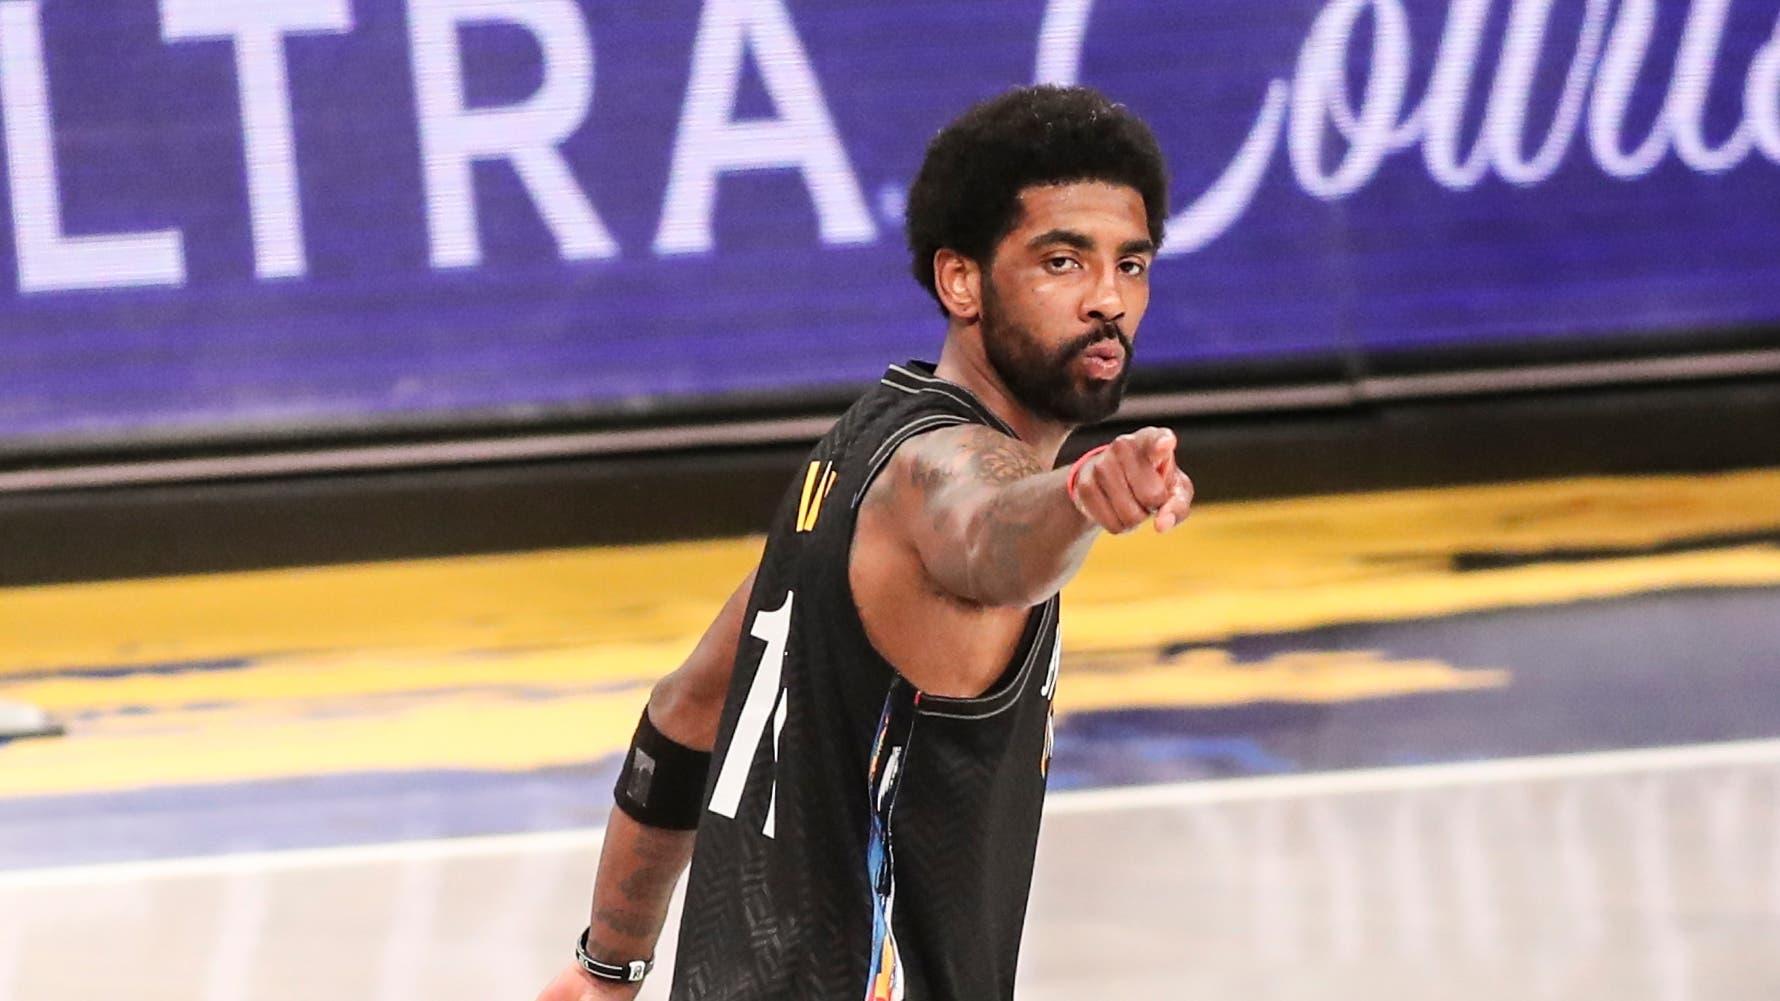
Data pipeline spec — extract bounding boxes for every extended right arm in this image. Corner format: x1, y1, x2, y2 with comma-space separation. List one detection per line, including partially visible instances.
880, 423, 1193, 609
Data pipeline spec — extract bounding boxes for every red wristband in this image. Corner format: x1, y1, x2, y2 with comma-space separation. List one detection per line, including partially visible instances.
1065, 444, 1112, 508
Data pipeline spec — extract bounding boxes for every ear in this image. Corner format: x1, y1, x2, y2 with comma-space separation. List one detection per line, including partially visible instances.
932, 249, 983, 324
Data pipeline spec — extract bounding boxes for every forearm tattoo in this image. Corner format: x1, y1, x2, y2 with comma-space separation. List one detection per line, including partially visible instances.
588, 827, 693, 956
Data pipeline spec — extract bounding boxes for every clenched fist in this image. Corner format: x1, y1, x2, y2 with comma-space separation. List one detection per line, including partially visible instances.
1068, 427, 1195, 534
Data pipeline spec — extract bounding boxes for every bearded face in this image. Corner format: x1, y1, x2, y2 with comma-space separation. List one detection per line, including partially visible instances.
979, 273, 1134, 426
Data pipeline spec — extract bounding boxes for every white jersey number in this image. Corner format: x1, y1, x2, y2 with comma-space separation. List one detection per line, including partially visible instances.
706, 591, 793, 838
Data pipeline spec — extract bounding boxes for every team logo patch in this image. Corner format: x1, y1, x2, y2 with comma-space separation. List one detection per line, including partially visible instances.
796, 460, 838, 532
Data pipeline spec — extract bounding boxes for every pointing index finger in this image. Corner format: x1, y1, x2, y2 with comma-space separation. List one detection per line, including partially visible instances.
1157, 470, 1194, 528
1145, 428, 1178, 473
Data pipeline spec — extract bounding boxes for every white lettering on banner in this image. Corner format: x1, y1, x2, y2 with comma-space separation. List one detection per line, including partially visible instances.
1033, 0, 1287, 254
1, 0, 1776, 293
1031, 0, 1780, 257
1670, 0, 1754, 172
408, 0, 616, 270
1589, 0, 1671, 177
1751, 26, 1780, 160
654, 0, 875, 255
161, 0, 354, 281
1485, 0, 1608, 186
0, 0, 186, 293
1034, 0, 1094, 86
1420, 0, 1492, 189
1290, 0, 1413, 199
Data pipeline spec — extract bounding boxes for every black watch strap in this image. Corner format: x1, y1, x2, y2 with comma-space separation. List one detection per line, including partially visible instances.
576, 928, 652, 984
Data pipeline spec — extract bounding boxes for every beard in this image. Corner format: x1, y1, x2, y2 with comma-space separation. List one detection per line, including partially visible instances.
979, 278, 1134, 426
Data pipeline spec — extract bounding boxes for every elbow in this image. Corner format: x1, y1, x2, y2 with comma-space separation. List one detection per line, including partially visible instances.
967, 575, 1056, 610
957, 523, 1056, 609
647, 667, 728, 751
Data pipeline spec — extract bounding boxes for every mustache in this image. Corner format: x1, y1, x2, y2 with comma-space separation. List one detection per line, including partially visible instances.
1060, 322, 1132, 360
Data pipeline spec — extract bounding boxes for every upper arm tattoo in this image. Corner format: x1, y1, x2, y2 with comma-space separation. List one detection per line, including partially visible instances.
906, 425, 1044, 502
886, 425, 1057, 603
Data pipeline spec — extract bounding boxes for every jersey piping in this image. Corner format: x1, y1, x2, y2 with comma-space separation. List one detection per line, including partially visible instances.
913, 598, 1058, 721
881, 364, 1019, 439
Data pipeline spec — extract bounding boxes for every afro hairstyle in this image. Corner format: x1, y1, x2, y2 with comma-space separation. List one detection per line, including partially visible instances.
904, 85, 1168, 315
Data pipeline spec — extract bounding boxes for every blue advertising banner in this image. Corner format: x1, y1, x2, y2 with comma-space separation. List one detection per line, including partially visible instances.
2, 0, 1779, 449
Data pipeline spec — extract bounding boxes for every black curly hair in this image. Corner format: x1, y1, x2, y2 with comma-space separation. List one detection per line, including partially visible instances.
905, 85, 1168, 316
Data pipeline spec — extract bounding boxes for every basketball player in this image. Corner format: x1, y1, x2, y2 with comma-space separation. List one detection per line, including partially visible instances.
537, 84, 1189, 1001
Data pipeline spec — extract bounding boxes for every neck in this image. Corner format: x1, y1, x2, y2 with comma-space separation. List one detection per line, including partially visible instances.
932, 326, 1075, 466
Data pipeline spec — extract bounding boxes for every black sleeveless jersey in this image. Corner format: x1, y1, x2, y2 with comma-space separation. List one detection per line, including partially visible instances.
668, 361, 1064, 1001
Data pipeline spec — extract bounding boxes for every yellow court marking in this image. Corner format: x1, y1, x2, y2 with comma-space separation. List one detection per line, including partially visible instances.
0, 689, 652, 798
1060, 648, 1510, 712
1071, 545, 1780, 653
0, 537, 763, 676
0, 643, 673, 714
0, 468, 1776, 799
2, 468, 1777, 676
0, 649, 1504, 798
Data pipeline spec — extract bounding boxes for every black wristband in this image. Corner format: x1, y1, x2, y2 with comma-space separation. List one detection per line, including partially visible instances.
614, 707, 712, 830
576, 927, 652, 984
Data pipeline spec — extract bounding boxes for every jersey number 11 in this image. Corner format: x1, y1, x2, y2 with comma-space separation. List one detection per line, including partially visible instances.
706, 592, 794, 838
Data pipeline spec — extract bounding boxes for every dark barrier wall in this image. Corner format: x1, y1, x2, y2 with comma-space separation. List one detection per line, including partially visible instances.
4, 0, 1780, 452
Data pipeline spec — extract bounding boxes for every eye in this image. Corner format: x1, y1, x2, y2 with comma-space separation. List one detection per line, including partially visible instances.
1044, 255, 1082, 273
1119, 259, 1148, 277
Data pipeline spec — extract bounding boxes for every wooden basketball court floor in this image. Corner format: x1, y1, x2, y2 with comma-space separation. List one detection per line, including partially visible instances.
2, 468, 1778, 999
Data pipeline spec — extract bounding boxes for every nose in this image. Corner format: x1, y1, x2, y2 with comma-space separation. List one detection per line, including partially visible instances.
1083, 264, 1126, 326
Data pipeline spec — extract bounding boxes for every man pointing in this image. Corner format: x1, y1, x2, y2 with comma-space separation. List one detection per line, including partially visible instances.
539, 83, 1190, 1001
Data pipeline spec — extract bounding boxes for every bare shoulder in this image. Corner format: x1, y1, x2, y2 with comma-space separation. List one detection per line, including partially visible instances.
851, 423, 1051, 695
873, 423, 1046, 512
